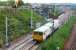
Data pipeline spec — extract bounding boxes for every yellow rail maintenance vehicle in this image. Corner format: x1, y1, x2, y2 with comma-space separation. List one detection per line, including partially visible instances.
32, 22, 54, 42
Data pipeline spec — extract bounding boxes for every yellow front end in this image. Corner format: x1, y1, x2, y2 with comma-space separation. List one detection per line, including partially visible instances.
32, 33, 43, 42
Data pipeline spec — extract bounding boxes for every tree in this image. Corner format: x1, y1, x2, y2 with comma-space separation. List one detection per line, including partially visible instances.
8, 0, 15, 6
8, 0, 24, 8
15, 0, 24, 8
49, 5, 62, 19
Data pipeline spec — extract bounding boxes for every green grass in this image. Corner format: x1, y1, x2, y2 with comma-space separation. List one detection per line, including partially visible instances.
0, 8, 44, 47
38, 16, 76, 50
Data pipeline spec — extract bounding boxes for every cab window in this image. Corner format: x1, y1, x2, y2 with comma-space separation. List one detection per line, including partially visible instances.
38, 32, 43, 35
34, 32, 43, 35
33, 32, 38, 35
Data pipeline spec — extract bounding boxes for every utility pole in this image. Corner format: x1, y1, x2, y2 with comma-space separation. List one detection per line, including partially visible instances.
5, 16, 9, 47
30, 6, 33, 30
48, 8, 49, 19
54, 4, 56, 17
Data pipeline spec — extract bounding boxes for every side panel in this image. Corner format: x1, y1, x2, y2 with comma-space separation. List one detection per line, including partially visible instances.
54, 19, 60, 29
43, 28, 53, 40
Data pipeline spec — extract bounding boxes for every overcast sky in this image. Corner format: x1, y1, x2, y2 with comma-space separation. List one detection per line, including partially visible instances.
0, 0, 76, 3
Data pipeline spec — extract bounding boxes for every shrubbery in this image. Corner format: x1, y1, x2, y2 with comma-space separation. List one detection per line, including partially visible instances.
39, 16, 76, 50
0, 8, 44, 47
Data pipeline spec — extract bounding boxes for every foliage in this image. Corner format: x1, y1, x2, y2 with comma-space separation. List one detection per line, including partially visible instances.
49, 5, 63, 19
0, 1, 14, 6
0, 8, 44, 47
0, 0, 24, 7
39, 16, 76, 50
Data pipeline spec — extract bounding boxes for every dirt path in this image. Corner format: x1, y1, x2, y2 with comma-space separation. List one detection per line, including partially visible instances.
64, 24, 76, 50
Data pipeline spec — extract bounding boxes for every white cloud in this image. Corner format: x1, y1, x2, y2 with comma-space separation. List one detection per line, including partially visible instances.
22, 0, 76, 3
0, 0, 76, 3
0, 0, 7, 1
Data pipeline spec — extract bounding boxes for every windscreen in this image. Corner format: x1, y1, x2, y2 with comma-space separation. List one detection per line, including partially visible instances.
34, 32, 43, 35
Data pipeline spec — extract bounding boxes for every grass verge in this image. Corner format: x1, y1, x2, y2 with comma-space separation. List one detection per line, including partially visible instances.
38, 16, 76, 50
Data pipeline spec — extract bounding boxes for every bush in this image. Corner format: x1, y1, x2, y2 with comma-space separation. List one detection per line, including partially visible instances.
0, 8, 44, 47
39, 16, 76, 50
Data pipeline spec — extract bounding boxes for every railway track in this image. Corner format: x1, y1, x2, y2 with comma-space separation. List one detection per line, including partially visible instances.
12, 39, 38, 50
20, 40, 37, 50
7, 34, 38, 50
12, 39, 33, 50
29, 44, 39, 50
